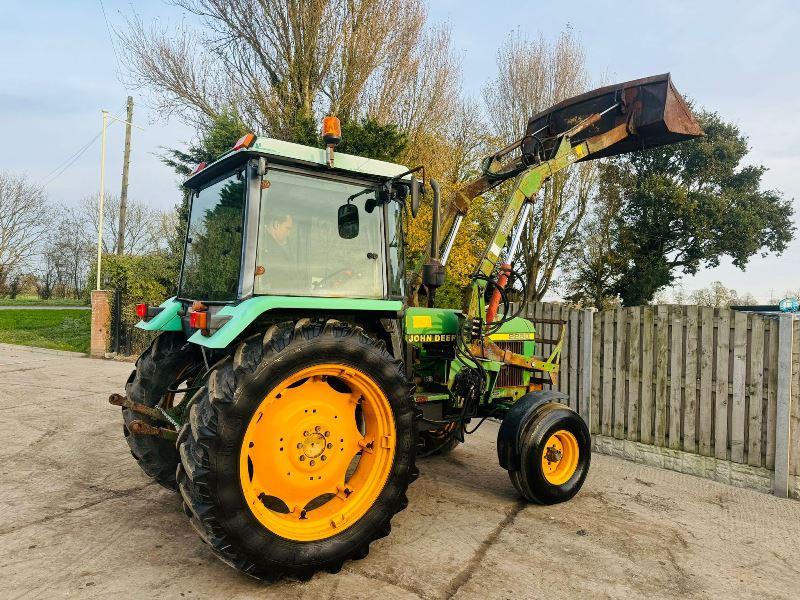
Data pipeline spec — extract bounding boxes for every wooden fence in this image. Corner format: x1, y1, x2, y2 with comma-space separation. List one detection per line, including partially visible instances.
525, 302, 800, 498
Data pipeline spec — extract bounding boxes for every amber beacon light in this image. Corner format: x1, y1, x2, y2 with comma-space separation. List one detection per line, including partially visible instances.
322, 116, 341, 167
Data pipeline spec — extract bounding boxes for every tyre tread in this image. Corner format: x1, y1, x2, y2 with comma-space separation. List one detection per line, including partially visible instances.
178, 319, 416, 581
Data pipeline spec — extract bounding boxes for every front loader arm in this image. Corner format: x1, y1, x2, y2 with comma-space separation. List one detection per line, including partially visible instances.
426, 118, 630, 296
412, 74, 702, 384
428, 71, 702, 284
460, 122, 630, 378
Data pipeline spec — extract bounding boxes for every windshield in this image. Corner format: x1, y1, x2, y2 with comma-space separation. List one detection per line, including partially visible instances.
255, 170, 385, 298
179, 168, 246, 301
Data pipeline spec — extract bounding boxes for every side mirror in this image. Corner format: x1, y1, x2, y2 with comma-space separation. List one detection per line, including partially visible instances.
410, 175, 421, 217
338, 203, 359, 239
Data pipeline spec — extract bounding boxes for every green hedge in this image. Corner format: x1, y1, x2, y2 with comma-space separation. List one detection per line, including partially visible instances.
89, 254, 178, 326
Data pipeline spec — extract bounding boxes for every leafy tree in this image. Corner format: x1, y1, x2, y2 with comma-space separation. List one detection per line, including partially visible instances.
161, 112, 250, 178
579, 110, 794, 306
562, 180, 625, 309
339, 119, 407, 162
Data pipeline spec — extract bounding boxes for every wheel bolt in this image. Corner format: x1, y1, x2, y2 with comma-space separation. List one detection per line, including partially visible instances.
296, 443, 303, 449
309, 460, 315, 466
315, 426, 321, 432
300, 456, 305, 461
324, 431, 330, 437
327, 443, 333, 449
303, 431, 309, 436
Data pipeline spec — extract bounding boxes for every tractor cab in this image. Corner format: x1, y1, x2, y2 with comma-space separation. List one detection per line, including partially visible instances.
178, 133, 416, 307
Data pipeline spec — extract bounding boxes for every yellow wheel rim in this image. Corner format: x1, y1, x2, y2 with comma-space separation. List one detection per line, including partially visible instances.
239, 364, 395, 542
540, 429, 579, 485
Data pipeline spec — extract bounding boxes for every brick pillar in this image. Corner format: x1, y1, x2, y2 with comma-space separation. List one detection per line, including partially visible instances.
90, 290, 111, 358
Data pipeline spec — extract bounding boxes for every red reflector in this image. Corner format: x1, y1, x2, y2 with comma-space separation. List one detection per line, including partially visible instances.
233, 133, 256, 151
135, 303, 148, 318
192, 161, 207, 175
189, 311, 208, 330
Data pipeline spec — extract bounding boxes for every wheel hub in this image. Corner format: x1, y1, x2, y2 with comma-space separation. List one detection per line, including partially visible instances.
301, 431, 327, 459
544, 445, 563, 463
540, 429, 579, 486
239, 364, 396, 542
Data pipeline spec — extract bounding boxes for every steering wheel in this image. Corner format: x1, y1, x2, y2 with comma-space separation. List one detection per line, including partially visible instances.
313, 267, 358, 289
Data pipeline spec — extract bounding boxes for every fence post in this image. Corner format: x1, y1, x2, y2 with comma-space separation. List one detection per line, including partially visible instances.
774, 314, 794, 498
580, 309, 594, 426
112, 288, 122, 354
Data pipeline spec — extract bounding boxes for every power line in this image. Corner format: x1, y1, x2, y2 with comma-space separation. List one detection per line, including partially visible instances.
98, 0, 125, 86
43, 104, 127, 189
43, 131, 103, 187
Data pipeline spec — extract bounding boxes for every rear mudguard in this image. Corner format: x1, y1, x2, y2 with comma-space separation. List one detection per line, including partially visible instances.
497, 390, 571, 471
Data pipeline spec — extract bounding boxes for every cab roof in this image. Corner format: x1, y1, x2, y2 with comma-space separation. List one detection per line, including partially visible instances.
184, 136, 410, 190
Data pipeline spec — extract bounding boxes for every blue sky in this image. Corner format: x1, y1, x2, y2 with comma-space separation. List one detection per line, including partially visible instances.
1, 1, 797, 300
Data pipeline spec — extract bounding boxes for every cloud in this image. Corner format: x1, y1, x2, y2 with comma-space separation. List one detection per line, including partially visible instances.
0, 86, 98, 116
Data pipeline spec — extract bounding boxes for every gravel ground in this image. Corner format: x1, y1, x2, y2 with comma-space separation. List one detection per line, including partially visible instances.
1, 344, 799, 599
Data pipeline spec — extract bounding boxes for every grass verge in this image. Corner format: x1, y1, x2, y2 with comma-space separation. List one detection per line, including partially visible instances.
0, 295, 87, 307
0, 309, 91, 353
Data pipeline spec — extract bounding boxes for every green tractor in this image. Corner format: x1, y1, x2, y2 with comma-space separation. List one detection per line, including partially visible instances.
111, 74, 701, 580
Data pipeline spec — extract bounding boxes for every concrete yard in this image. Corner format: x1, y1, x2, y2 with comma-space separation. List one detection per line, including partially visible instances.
1, 344, 799, 600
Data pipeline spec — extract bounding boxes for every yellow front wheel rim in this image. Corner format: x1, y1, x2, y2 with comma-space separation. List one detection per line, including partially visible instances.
239, 364, 395, 542
541, 429, 579, 485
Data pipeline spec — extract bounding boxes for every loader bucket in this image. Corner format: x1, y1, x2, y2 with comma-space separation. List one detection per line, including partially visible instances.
524, 73, 703, 160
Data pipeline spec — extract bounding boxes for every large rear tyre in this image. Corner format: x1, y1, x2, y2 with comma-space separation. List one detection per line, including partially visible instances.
177, 320, 417, 581
508, 403, 591, 505
122, 332, 200, 490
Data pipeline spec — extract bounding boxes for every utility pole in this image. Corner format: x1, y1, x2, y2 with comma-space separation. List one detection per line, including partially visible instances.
96, 110, 109, 290
96, 106, 143, 290
117, 95, 133, 255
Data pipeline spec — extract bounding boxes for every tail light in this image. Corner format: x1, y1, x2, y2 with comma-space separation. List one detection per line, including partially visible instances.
189, 310, 208, 331
135, 303, 148, 318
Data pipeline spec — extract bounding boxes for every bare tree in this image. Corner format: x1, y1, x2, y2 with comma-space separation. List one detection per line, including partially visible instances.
118, 0, 456, 145
483, 30, 597, 301
80, 192, 163, 256
562, 185, 624, 309
0, 172, 50, 293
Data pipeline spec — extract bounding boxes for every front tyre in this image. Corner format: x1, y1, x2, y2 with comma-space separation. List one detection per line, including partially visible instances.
509, 404, 591, 505
177, 320, 417, 580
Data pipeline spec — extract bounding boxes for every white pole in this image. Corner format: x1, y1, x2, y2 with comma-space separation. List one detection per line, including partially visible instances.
96, 110, 108, 290
773, 314, 794, 498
